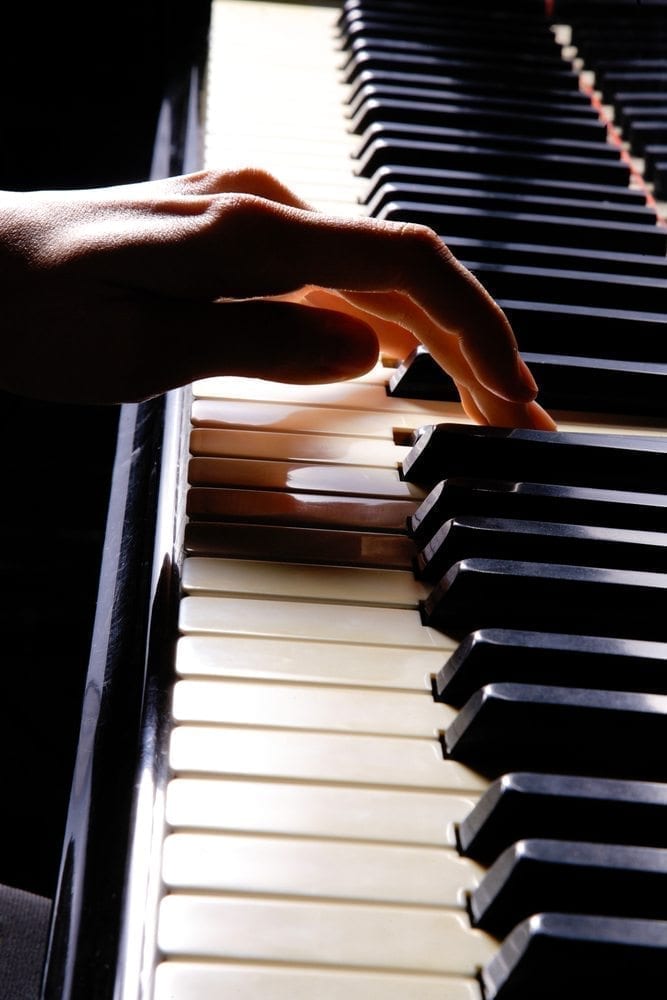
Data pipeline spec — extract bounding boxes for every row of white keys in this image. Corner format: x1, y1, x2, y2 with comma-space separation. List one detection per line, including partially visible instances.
159, 1, 494, 996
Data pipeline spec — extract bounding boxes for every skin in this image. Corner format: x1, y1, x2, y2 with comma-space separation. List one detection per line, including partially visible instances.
0, 167, 555, 428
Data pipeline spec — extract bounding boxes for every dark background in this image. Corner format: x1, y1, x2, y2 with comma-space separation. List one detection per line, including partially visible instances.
0, 0, 209, 898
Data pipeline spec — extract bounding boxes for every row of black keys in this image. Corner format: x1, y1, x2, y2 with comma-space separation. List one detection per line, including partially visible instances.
338, 3, 667, 418
565, 1, 667, 194
398, 418, 667, 996
340, 4, 667, 994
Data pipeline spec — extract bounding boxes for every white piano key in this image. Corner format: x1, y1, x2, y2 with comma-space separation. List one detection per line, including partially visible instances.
157, 894, 496, 975
154, 962, 482, 1000
186, 486, 417, 532
165, 777, 475, 846
188, 456, 426, 500
179, 595, 451, 648
192, 370, 463, 418
181, 556, 429, 608
189, 427, 406, 468
161, 831, 483, 906
175, 635, 449, 690
190, 398, 454, 438
176, 636, 448, 691
171, 678, 457, 737
169, 725, 487, 793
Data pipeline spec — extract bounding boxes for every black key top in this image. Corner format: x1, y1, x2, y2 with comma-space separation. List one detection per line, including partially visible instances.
415, 516, 667, 583
366, 180, 653, 225
347, 67, 593, 108
469, 838, 667, 938
343, 47, 580, 89
362, 164, 645, 209
349, 98, 607, 142
401, 424, 667, 494
421, 558, 667, 641
458, 772, 667, 864
409, 479, 667, 546
357, 138, 630, 187
349, 83, 600, 125
356, 121, 620, 166
500, 299, 667, 362
341, 14, 558, 54
437, 628, 667, 707
444, 682, 667, 780
377, 199, 665, 255
389, 347, 667, 415
481, 912, 667, 1000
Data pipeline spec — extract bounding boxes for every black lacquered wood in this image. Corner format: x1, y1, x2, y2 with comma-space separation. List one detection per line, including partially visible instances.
363, 162, 645, 209
444, 681, 667, 781
437, 628, 667, 707
480, 912, 667, 1000
421, 558, 667, 641
377, 197, 664, 255
348, 67, 592, 110
409, 478, 667, 546
402, 423, 667, 494
415, 515, 667, 583
357, 137, 631, 186
349, 83, 599, 126
343, 46, 579, 89
355, 120, 620, 164
349, 98, 606, 141
367, 180, 652, 226
390, 347, 667, 416
501, 299, 667, 362
469, 838, 667, 938
459, 772, 667, 865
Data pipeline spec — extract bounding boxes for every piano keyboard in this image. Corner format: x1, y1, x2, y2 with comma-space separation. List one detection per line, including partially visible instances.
152, 2, 667, 998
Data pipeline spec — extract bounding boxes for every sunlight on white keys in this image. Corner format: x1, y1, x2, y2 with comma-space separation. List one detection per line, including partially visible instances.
204, 0, 365, 213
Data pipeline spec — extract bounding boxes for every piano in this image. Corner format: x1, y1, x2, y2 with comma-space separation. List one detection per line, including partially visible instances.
39, 1, 667, 997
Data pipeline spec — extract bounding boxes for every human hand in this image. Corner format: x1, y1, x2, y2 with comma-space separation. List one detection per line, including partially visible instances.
0, 168, 554, 428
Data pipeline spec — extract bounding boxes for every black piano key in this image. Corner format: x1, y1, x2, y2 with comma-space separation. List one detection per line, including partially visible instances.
652, 160, 667, 199
409, 479, 667, 546
415, 516, 667, 584
366, 180, 653, 226
347, 67, 592, 109
349, 82, 600, 125
642, 143, 667, 183
343, 47, 580, 89
437, 628, 667, 707
401, 424, 667, 494
349, 98, 607, 143
378, 198, 665, 255
469, 838, 667, 939
458, 772, 667, 864
389, 347, 667, 416
469, 261, 666, 312
480, 912, 667, 1000
362, 162, 648, 208
355, 121, 621, 165
626, 118, 667, 155
600, 71, 667, 98
444, 681, 667, 780
421, 558, 667, 641
500, 299, 667, 362
340, 11, 558, 51
341, 25, 561, 68
357, 138, 630, 187
439, 236, 667, 279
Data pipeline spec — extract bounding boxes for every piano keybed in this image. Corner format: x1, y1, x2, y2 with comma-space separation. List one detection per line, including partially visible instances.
150, 1, 667, 997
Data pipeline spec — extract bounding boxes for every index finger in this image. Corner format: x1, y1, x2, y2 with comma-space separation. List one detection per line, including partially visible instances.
230, 204, 537, 404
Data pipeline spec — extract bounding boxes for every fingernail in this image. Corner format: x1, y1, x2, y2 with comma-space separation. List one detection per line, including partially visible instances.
514, 354, 538, 400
